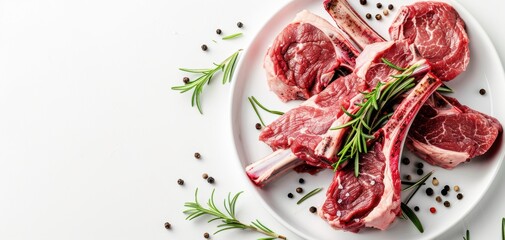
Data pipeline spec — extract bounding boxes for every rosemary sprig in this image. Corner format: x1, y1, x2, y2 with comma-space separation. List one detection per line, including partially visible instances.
296, 187, 323, 205
463, 229, 470, 240
403, 171, 433, 205
248, 96, 284, 126
401, 202, 424, 233
172, 49, 242, 114
184, 189, 286, 240
331, 60, 418, 176
222, 32, 243, 40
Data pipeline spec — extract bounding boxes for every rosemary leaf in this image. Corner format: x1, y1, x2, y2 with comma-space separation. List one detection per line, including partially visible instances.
382, 58, 406, 71
183, 189, 285, 239
296, 187, 323, 205
437, 84, 454, 93
172, 49, 242, 114
401, 202, 424, 233
249, 97, 266, 127
463, 229, 470, 240
248, 96, 284, 127
402, 171, 433, 192
222, 32, 243, 40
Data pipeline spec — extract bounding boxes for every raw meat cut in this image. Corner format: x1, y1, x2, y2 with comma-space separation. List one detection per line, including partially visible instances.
406, 93, 503, 169
320, 73, 442, 232
389, 1, 470, 81
248, 41, 429, 186
264, 10, 359, 102
326, 0, 501, 169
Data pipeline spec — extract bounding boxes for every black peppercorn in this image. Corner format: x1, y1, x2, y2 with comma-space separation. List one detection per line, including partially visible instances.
360, 0, 367, 5
183, 77, 190, 84
177, 179, 184, 185
204, 232, 210, 238
309, 206, 317, 213
388, 4, 394, 10
426, 187, 434, 196
416, 162, 424, 168
376, 3, 382, 8
237, 22, 243, 28
255, 123, 262, 130
366, 13, 372, 19
216, 29, 222, 35
479, 88, 486, 95
402, 157, 410, 165
207, 176, 215, 184
457, 193, 463, 200
164, 222, 171, 229
416, 168, 424, 175
287, 193, 294, 198
404, 175, 412, 181
299, 178, 305, 184
375, 14, 382, 20
444, 185, 450, 191
414, 206, 420, 212
444, 201, 451, 207
441, 189, 448, 196
296, 187, 303, 193
201, 44, 208, 51
194, 152, 201, 159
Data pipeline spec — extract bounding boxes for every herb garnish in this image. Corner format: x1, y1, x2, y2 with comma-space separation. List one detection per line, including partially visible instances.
437, 84, 454, 93
332, 59, 418, 176
401, 202, 424, 233
248, 96, 284, 126
222, 32, 243, 40
463, 229, 470, 240
172, 49, 242, 114
184, 189, 286, 239
296, 187, 323, 205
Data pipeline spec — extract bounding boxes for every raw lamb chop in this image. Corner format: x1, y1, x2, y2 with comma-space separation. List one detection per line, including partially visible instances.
326, 0, 501, 168
264, 10, 359, 102
320, 73, 442, 232
406, 93, 503, 169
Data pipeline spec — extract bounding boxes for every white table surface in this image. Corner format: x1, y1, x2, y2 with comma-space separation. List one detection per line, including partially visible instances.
0, 0, 504, 239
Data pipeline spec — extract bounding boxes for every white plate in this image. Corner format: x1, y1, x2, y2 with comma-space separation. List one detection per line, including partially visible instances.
230, 0, 505, 239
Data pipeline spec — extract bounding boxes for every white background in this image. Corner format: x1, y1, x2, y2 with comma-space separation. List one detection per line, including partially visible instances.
0, 0, 504, 239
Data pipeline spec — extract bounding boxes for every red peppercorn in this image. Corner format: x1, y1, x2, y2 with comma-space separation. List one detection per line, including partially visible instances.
430, 207, 437, 214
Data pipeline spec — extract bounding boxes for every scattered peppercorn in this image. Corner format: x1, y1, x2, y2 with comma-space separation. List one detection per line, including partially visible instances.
404, 175, 412, 181
376, 2, 382, 8
432, 177, 439, 186
416, 168, 424, 175
237, 22, 244, 28
383, 9, 389, 16
479, 88, 486, 95
164, 222, 171, 229
414, 206, 420, 212
444, 185, 450, 191
309, 206, 317, 213
216, 29, 222, 35
177, 179, 184, 185
441, 189, 448, 196
444, 201, 451, 207
194, 152, 201, 159
287, 193, 294, 198
388, 4, 394, 10
426, 187, 434, 196
204, 232, 210, 238
454, 185, 460, 192
402, 157, 410, 165
430, 207, 437, 214
296, 187, 303, 193
255, 123, 262, 130
457, 193, 464, 200
207, 176, 215, 184
436, 196, 442, 202
202, 173, 208, 179
375, 14, 382, 20
183, 77, 190, 84
366, 13, 372, 19
360, 0, 367, 5
201, 44, 208, 51
416, 162, 424, 168
299, 178, 305, 184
